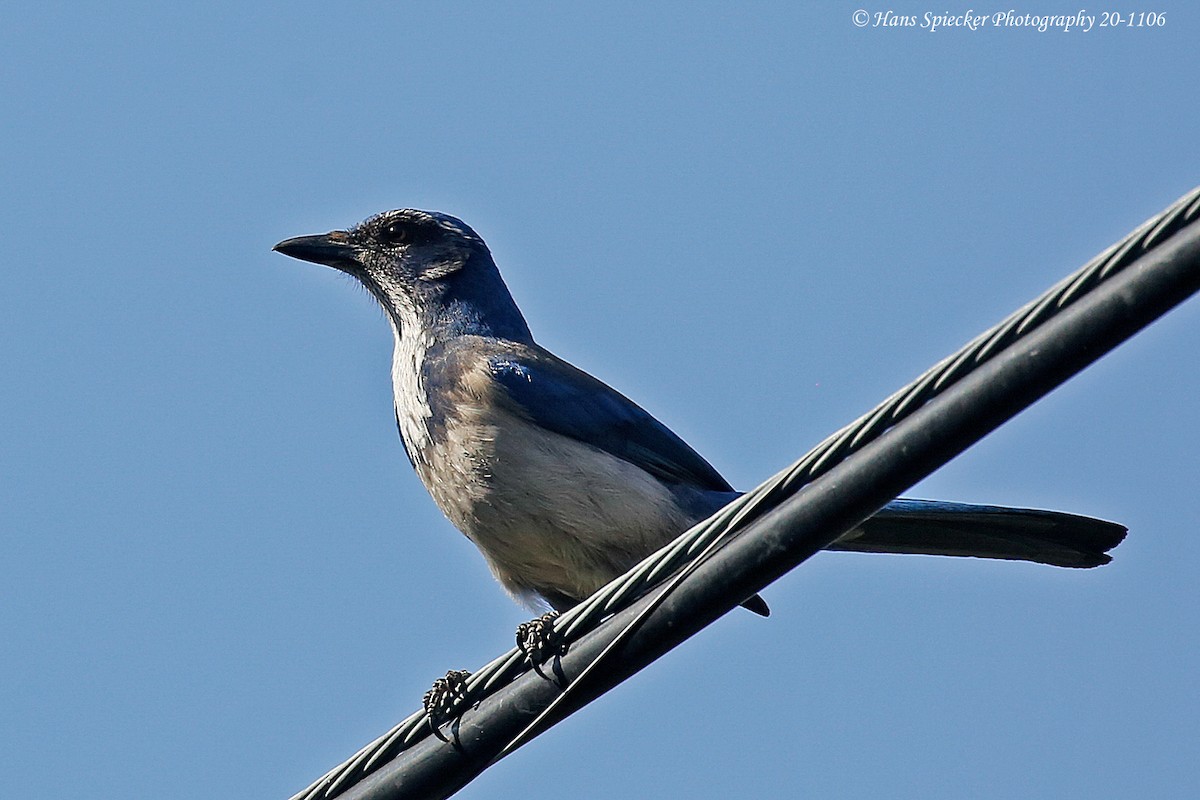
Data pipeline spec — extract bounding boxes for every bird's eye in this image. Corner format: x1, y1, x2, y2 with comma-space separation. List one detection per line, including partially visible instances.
380, 222, 411, 245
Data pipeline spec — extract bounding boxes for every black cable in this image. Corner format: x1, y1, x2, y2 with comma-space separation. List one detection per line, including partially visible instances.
291, 185, 1200, 800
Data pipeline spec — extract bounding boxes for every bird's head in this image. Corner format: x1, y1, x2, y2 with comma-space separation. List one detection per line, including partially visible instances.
274, 209, 531, 341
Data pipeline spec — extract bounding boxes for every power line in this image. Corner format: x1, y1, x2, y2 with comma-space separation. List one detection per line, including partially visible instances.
291, 185, 1200, 800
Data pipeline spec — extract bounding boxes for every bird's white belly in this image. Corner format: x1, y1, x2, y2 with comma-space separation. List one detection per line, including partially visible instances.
420, 405, 692, 607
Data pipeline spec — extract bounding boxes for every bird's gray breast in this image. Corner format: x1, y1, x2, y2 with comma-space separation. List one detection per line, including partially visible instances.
394, 341, 695, 606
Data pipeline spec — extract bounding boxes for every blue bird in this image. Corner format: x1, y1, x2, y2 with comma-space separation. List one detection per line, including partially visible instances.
274, 209, 1126, 616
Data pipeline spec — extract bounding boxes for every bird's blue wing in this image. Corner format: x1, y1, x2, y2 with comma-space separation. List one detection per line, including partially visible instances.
489, 351, 734, 493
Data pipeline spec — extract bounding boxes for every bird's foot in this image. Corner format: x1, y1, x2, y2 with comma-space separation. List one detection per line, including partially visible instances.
516, 611, 566, 665
422, 669, 472, 737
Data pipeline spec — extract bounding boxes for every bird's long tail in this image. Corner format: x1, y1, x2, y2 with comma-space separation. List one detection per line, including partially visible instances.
828, 499, 1127, 568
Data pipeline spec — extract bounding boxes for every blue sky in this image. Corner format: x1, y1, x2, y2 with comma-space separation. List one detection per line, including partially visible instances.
3, 4, 1198, 799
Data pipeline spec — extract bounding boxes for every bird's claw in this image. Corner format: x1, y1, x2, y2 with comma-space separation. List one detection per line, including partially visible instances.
516, 611, 567, 664
422, 669, 472, 735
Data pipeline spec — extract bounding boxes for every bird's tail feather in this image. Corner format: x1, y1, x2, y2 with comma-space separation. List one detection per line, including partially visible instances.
739, 594, 771, 616
827, 499, 1127, 568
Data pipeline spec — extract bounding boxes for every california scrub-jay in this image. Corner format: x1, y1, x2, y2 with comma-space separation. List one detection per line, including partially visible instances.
274, 209, 1125, 615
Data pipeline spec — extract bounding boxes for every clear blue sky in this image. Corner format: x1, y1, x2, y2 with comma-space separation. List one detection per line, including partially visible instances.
3, 4, 1198, 799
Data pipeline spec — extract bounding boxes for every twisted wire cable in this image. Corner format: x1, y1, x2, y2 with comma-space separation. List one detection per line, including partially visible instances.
291, 185, 1200, 800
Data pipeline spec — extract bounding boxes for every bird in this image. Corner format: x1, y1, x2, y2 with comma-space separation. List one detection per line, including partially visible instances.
273, 209, 1127, 617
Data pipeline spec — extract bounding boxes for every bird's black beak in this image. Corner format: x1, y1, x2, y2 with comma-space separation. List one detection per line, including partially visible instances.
272, 231, 360, 270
